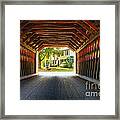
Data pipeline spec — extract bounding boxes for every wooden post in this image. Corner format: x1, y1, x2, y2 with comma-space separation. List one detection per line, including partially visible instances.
36, 51, 39, 74
76, 52, 78, 74
74, 52, 77, 74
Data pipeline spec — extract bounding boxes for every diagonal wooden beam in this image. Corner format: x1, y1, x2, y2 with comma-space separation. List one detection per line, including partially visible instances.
34, 33, 83, 45
20, 21, 30, 30
25, 34, 39, 44
32, 31, 85, 43
31, 36, 80, 49
23, 26, 89, 40
21, 32, 36, 42
84, 20, 98, 31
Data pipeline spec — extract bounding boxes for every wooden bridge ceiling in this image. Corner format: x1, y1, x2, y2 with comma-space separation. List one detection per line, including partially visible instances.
20, 20, 100, 52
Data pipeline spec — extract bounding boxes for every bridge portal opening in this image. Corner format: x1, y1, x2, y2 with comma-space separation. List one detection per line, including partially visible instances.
38, 47, 76, 74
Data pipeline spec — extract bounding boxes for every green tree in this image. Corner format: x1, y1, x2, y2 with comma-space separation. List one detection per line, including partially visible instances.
39, 48, 65, 68
66, 56, 74, 68
38, 49, 46, 68
38, 48, 54, 68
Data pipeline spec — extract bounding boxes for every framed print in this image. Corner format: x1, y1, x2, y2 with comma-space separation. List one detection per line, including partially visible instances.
0, 0, 119, 119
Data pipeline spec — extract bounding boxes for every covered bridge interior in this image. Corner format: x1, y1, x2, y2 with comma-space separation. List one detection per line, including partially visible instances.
20, 20, 100, 100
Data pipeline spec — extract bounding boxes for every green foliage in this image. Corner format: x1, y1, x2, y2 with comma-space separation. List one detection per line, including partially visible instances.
39, 49, 46, 61
60, 56, 74, 68
66, 56, 74, 68
39, 48, 63, 61
39, 48, 54, 61
39, 48, 74, 69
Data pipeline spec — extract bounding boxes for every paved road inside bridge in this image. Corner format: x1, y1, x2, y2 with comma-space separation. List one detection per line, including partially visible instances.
20, 75, 100, 100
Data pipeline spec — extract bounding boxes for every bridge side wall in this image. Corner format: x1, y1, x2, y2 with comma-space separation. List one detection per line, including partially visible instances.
76, 37, 100, 80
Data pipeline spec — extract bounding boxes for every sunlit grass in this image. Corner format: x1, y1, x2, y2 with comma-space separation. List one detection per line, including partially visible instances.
39, 67, 73, 72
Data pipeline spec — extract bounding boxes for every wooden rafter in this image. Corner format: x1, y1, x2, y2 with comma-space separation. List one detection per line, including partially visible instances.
84, 20, 99, 31
20, 20, 100, 52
